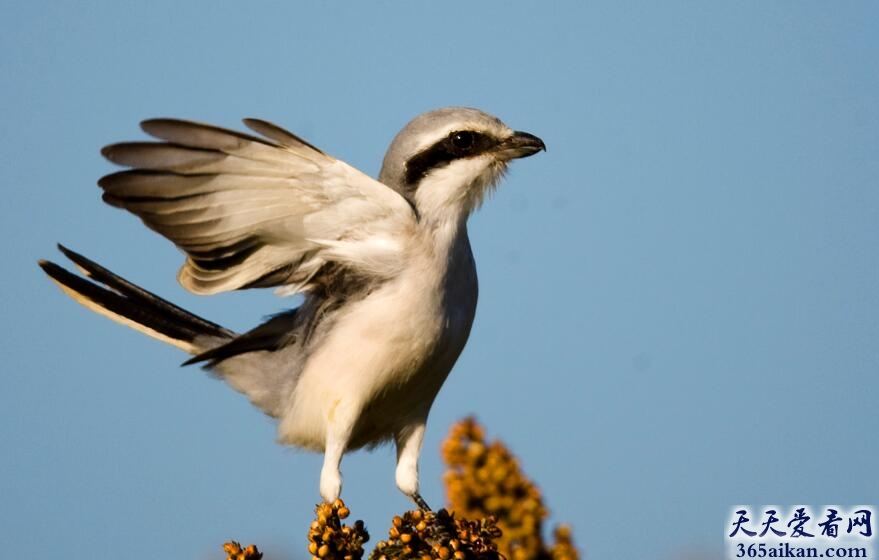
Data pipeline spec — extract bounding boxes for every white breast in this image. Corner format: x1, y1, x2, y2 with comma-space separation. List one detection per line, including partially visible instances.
276, 221, 478, 451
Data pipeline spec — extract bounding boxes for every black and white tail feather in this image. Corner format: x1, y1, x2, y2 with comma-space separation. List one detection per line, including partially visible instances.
39, 244, 236, 359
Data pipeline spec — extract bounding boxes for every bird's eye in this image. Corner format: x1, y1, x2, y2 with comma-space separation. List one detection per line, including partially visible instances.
450, 131, 475, 151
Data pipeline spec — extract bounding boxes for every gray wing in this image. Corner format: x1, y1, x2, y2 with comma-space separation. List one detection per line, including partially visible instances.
99, 118, 416, 295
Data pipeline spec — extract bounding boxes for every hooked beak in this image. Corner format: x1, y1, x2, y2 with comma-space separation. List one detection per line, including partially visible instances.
496, 130, 546, 160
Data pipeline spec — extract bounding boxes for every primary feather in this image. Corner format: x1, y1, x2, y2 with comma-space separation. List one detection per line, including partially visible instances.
100, 118, 416, 295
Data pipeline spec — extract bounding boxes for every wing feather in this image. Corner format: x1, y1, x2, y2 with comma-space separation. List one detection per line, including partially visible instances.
100, 118, 415, 295
242, 118, 327, 154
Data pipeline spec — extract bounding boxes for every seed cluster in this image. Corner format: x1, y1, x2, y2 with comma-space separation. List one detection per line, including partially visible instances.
369, 508, 502, 560
307, 499, 370, 560
548, 525, 577, 560
442, 418, 578, 560
223, 541, 262, 560
216, 418, 578, 560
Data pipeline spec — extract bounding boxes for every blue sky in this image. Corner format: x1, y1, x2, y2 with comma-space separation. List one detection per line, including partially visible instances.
2, 2, 877, 559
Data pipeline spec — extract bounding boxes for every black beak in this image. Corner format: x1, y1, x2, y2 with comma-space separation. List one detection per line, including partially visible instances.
496, 131, 547, 160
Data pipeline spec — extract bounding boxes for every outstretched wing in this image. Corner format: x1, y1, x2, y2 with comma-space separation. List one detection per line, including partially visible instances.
99, 118, 416, 295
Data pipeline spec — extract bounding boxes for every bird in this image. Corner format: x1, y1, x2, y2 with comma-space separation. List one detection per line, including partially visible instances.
39, 107, 545, 510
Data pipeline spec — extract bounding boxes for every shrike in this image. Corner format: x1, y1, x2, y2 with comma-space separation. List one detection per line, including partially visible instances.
39, 107, 545, 509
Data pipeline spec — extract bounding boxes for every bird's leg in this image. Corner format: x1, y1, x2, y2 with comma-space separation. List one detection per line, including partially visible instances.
320, 436, 345, 504
395, 422, 431, 511
412, 493, 432, 512
320, 403, 356, 504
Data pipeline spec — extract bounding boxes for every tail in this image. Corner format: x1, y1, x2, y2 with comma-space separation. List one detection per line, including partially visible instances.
38, 244, 234, 355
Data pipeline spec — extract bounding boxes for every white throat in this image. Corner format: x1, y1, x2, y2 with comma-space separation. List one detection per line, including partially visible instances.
412, 156, 507, 226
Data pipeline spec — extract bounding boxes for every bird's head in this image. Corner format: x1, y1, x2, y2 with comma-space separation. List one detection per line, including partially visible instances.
378, 107, 545, 225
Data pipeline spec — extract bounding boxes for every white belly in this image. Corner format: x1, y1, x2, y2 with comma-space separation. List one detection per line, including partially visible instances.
276, 268, 472, 450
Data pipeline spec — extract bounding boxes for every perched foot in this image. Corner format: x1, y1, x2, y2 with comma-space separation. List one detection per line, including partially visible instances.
395, 423, 429, 511
320, 451, 343, 503
412, 492, 432, 512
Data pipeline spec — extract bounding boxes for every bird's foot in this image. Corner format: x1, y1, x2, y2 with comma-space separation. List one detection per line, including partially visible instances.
411, 492, 432, 512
